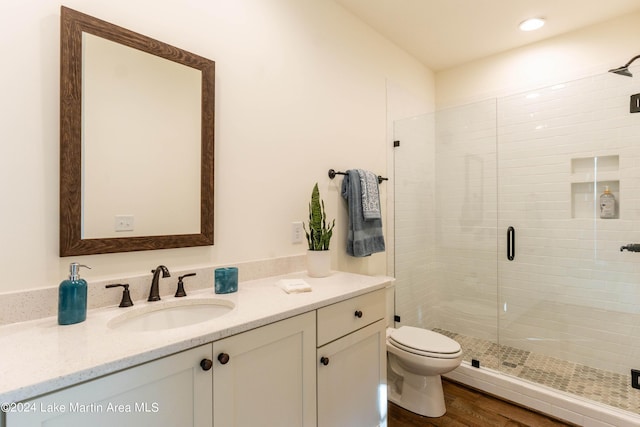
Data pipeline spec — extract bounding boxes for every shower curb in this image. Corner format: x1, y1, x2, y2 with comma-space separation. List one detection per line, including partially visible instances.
445, 362, 640, 426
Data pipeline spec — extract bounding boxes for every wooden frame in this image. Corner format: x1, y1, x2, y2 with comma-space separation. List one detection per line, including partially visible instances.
60, 6, 215, 256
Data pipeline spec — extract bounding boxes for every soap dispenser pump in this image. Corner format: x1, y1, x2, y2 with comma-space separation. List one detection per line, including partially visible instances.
58, 263, 91, 325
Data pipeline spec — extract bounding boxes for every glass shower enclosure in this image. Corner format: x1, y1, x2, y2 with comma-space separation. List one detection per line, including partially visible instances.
393, 72, 640, 414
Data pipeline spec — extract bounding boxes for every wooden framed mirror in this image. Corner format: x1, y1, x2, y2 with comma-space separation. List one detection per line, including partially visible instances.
60, 6, 215, 256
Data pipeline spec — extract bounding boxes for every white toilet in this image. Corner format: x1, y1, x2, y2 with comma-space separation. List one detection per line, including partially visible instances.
385, 287, 463, 417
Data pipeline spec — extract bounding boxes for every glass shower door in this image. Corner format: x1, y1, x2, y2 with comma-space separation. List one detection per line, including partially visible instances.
496, 74, 640, 412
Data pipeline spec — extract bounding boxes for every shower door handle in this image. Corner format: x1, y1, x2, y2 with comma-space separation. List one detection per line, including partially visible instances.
507, 227, 515, 261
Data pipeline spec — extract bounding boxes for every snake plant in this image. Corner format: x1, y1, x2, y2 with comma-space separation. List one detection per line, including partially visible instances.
303, 183, 335, 250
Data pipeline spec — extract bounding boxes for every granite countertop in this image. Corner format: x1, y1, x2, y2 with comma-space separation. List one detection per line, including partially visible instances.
0, 271, 392, 404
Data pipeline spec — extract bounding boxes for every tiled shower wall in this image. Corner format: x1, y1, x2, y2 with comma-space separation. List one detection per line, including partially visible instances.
395, 73, 640, 380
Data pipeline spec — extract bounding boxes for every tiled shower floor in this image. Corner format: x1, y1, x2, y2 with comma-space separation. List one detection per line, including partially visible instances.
434, 328, 640, 414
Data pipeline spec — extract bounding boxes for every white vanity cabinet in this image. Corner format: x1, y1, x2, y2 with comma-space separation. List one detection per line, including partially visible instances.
4, 344, 213, 427
4, 313, 317, 427
212, 311, 316, 426
2, 278, 390, 427
316, 289, 387, 427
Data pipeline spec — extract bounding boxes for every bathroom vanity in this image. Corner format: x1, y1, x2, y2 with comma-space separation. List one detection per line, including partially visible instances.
0, 272, 391, 427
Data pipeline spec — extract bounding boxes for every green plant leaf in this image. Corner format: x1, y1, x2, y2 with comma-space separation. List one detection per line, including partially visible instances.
303, 183, 335, 250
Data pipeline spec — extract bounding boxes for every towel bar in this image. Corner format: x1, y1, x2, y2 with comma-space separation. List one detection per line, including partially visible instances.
328, 169, 388, 184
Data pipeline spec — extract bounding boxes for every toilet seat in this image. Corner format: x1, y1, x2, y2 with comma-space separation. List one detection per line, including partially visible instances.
388, 326, 461, 359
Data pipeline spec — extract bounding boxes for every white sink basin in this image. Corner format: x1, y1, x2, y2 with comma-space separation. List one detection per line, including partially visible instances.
107, 299, 235, 332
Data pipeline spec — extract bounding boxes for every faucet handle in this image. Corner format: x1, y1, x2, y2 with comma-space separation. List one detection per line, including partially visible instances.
175, 273, 196, 297
105, 283, 134, 307
620, 243, 640, 252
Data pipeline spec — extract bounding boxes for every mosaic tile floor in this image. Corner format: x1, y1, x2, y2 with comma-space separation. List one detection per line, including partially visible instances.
434, 328, 640, 415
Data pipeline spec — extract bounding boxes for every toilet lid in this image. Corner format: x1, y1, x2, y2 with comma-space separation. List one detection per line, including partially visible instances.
389, 326, 461, 358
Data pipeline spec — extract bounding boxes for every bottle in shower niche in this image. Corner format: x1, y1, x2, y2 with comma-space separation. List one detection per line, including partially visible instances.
58, 263, 91, 325
599, 186, 616, 219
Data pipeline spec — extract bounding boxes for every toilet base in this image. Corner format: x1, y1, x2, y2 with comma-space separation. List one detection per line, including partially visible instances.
387, 371, 446, 417
386, 327, 462, 418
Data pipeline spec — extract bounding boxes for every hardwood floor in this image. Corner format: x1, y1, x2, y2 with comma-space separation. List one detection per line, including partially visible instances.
388, 379, 577, 427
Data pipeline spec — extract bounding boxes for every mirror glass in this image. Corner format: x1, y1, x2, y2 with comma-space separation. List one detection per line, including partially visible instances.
82, 33, 201, 238
60, 6, 215, 256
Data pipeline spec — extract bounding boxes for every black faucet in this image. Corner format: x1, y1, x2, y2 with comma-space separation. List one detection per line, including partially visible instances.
148, 265, 170, 301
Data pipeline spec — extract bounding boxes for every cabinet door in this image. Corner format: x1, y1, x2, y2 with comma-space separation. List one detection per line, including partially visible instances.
5, 344, 213, 427
317, 319, 386, 427
213, 312, 316, 427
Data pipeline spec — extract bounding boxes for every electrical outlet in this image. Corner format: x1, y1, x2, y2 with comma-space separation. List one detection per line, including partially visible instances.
632, 369, 640, 390
291, 221, 304, 244
114, 215, 134, 232
631, 94, 640, 113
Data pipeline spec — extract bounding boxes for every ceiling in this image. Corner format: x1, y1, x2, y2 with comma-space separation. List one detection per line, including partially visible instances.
333, 0, 640, 71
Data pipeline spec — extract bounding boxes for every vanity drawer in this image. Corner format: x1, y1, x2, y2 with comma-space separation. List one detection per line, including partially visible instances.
317, 289, 385, 346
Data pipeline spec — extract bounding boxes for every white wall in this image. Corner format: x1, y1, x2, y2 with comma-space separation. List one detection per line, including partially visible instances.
0, 0, 433, 293
436, 11, 640, 108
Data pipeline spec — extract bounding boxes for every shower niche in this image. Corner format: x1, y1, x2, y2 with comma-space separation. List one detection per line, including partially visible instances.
570, 155, 619, 218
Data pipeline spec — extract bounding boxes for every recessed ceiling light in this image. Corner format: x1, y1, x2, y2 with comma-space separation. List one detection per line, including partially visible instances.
519, 18, 545, 32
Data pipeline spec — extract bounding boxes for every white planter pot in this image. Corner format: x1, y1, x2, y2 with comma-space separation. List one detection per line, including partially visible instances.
306, 250, 331, 278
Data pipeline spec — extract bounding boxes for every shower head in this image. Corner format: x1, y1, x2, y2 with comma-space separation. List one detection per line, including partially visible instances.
609, 54, 640, 77
608, 65, 633, 77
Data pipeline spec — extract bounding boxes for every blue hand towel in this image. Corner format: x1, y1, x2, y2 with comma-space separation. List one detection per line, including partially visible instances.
342, 170, 385, 257
357, 169, 381, 220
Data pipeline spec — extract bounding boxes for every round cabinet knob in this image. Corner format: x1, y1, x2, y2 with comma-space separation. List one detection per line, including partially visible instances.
200, 359, 213, 371
218, 352, 230, 365
320, 356, 330, 366
354, 310, 363, 318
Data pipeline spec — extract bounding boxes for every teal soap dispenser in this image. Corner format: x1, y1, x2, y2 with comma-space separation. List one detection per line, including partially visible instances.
58, 263, 91, 325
